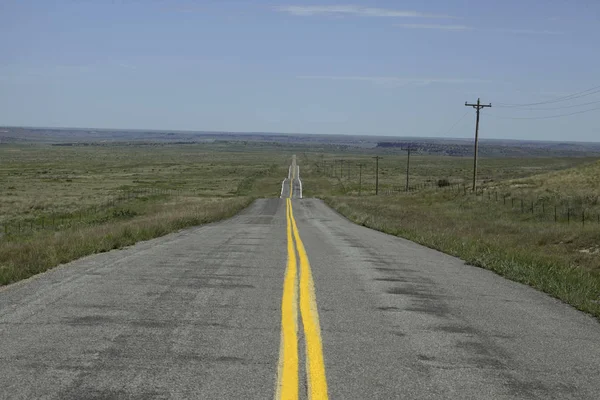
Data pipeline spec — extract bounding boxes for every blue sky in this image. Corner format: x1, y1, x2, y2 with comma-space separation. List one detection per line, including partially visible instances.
1, 0, 599, 141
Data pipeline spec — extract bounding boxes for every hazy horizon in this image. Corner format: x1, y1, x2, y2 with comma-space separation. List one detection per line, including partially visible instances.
4, 124, 600, 145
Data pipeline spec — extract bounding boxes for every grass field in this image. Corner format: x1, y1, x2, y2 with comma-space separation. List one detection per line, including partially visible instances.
0, 142, 292, 284
298, 152, 597, 195
4, 141, 600, 320
299, 152, 600, 318
0, 143, 290, 222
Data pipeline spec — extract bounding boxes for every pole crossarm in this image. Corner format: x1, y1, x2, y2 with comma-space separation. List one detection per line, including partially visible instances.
465, 102, 492, 109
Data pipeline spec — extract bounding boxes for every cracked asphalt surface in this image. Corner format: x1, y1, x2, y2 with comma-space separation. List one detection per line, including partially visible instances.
1, 198, 600, 399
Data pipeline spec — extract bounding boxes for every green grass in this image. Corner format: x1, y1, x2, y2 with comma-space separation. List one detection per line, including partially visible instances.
491, 160, 600, 214
0, 143, 291, 285
5, 141, 600, 322
0, 196, 253, 285
0, 143, 288, 223
300, 152, 600, 319
299, 152, 596, 195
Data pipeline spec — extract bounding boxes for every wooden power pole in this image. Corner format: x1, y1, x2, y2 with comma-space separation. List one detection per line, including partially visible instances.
465, 98, 492, 191
404, 148, 411, 192
373, 156, 382, 195
358, 163, 364, 196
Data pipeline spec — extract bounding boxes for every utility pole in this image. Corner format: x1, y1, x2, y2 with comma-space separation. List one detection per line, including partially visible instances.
358, 163, 364, 196
465, 98, 491, 192
406, 148, 410, 192
340, 159, 344, 180
373, 156, 382, 195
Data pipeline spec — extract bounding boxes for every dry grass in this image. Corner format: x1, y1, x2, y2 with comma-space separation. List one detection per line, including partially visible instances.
505, 160, 600, 194
297, 152, 600, 319
0, 143, 288, 223
0, 143, 289, 285
492, 160, 600, 214
298, 153, 596, 196
0, 196, 253, 285
323, 190, 600, 319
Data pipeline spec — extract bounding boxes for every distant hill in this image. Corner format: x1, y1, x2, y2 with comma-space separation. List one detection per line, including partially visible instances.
376, 140, 600, 157
2, 126, 600, 158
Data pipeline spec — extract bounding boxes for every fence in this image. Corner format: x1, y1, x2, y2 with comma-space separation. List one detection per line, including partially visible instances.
315, 158, 600, 227
381, 181, 600, 227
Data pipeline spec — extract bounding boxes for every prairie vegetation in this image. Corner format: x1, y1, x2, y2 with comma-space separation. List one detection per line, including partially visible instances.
4, 140, 600, 319
0, 143, 290, 284
300, 153, 600, 318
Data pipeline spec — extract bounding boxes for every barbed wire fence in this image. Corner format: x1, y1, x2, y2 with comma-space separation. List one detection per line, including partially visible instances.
315, 157, 599, 227
381, 180, 600, 226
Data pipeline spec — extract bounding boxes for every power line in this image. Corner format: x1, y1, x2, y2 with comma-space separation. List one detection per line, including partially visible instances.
439, 111, 469, 136
496, 85, 600, 108
496, 85, 600, 107
490, 105, 600, 120
504, 99, 600, 111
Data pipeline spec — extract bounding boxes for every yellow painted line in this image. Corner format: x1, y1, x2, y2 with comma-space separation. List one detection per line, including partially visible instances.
276, 198, 299, 400
289, 200, 329, 400
277, 180, 328, 399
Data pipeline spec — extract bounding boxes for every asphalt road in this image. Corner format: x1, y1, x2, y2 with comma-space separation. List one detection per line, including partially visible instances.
2, 170, 600, 399
281, 156, 301, 199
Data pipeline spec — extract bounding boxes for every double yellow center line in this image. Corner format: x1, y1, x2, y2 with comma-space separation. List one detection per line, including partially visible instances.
276, 197, 328, 399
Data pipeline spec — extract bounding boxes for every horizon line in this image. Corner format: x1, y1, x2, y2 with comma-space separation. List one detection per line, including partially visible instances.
1, 125, 598, 144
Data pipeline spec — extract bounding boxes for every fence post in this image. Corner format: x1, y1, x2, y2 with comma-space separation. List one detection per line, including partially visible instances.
531, 201, 534, 214
511, 198, 514, 208
567, 208, 570, 224
521, 199, 524, 213
582, 210, 585, 227
554, 205, 557, 222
